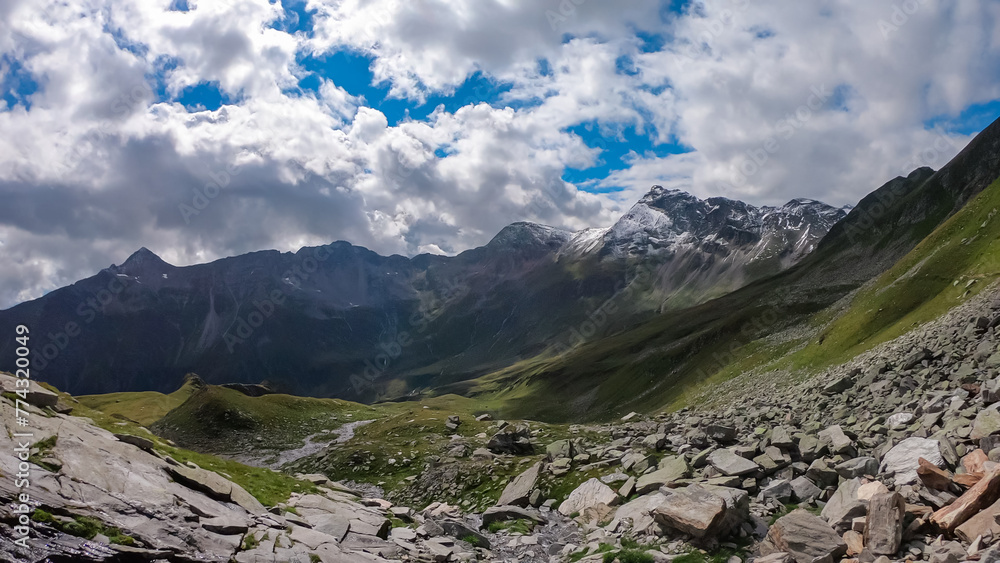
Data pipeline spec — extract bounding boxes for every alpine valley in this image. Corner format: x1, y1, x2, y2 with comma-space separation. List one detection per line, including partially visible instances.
4, 116, 1000, 563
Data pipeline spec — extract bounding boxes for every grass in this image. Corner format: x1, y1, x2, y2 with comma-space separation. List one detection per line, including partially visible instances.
22, 383, 318, 508
787, 175, 1000, 370
32, 509, 135, 546
29, 435, 60, 472
76, 375, 201, 426
486, 518, 535, 534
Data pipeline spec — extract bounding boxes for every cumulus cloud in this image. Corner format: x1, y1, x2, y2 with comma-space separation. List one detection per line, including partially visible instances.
0, 0, 998, 308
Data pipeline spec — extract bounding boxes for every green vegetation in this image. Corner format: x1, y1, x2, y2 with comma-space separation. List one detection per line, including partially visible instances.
77, 375, 201, 426
32, 509, 135, 546
790, 176, 1000, 369
486, 518, 535, 534
29, 435, 60, 472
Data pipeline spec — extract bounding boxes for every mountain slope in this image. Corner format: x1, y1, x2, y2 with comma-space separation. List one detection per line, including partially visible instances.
458, 116, 1000, 422
0, 190, 842, 400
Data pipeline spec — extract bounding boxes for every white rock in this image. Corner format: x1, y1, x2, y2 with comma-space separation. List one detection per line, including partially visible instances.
878, 437, 944, 485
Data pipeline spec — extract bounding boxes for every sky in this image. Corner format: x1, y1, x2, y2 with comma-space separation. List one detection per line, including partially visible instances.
1, 0, 999, 308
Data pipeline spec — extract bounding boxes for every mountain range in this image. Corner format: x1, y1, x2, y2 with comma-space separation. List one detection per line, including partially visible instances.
0, 184, 847, 401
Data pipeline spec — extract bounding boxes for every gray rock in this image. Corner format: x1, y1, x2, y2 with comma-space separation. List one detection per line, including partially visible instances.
496, 462, 541, 507
481, 505, 546, 527
634, 455, 689, 495
650, 484, 744, 540
761, 480, 793, 503
708, 449, 760, 476
557, 478, 618, 517
863, 492, 904, 556
835, 457, 878, 479
789, 476, 822, 503
820, 478, 867, 534
760, 510, 847, 563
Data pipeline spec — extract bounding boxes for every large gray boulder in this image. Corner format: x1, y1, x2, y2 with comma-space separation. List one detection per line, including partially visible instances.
651, 484, 747, 540
708, 449, 760, 476
634, 455, 690, 494
558, 478, 619, 516
496, 462, 541, 507
820, 478, 867, 533
760, 510, 847, 563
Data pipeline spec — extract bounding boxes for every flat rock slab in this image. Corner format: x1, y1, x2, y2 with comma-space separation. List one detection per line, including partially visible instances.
708, 449, 759, 476
496, 462, 541, 507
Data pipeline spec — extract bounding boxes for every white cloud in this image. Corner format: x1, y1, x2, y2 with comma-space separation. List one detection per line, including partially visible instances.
0, 0, 998, 308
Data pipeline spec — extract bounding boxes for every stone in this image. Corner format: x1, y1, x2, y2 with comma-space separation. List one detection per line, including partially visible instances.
863, 492, 904, 555
879, 437, 944, 485
821, 478, 867, 534
754, 554, 794, 563
818, 425, 854, 455
836, 457, 878, 480
546, 439, 574, 460
608, 492, 668, 535
650, 484, 741, 540
856, 481, 890, 501
931, 467, 1000, 532
487, 425, 533, 455
708, 449, 760, 476
843, 530, 864, 556
972, 408, 1000, 441
954, 497, 1000, 543
760, 510, 847, 563
917, 457, 953, 491
497, 462, 541, 507
706, 424, 737, 443
438, 519, 490, 549
789, 476, 822, 502
886, 412, 915, 430
558, 478, 618, 517
761, 479, 794, 504
634, 455, 689, 495
481, 506, 546, 527
201, 516, 249, 535
114, 433, 155, 451
805, 459, 839, 489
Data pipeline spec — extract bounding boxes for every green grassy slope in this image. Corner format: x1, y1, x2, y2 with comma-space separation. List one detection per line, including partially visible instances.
792, 176, 1000, 367
77, 375, 202, 426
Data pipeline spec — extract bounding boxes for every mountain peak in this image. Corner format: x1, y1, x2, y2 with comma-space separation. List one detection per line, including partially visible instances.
486, 222, 572, 251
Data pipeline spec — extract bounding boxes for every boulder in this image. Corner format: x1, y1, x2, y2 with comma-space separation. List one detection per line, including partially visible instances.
760, 510, 847, 563
650, 484, 744, 540
708, 449, 760, 476
879, 437, 944, 485
487, 425, 533, 455
607, 492, 668, 535
634, 455, 690, 495
821, 478, 867, 533
972, 408, 1000, 441
558, 478, 618, 517
481, 506, 546, 528
789, 476, 822, 502
546, 439, 574, 460
835, 457, 878, 480
863, 492, 904, 555
931, 467, 1000, 532
496, 462, 541, 507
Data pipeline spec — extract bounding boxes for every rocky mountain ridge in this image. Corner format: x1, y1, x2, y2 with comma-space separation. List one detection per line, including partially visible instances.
0, 187, 845, 401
